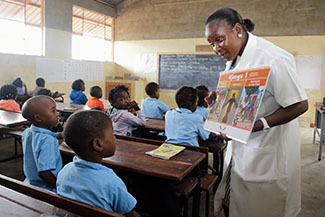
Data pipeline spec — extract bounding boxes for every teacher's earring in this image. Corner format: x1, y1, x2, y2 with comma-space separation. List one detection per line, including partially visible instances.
238, 33, 242, 38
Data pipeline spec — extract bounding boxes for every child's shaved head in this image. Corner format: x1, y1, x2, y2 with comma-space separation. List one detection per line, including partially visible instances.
22, 95, 55, 123
64, 110, 113, 157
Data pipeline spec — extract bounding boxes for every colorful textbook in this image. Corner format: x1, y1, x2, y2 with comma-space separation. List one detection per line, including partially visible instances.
204, 67, 271, 144
146, 143, 185, 159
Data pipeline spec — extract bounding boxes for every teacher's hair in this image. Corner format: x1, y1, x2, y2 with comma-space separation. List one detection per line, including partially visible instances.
206, 8, 255, 32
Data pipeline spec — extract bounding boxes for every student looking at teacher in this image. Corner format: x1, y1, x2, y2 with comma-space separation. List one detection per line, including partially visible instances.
165, 86, 212, 147
107, 85, 145, 136
205, 8, 308, 217
57, 110, 139, 217
141, 82, 170, 119
21, 96, 63, 192
194, 85, 210, 121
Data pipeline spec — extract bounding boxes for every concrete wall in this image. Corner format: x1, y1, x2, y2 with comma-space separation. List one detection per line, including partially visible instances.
0, 0, 116, 100
116, 0, 325, 40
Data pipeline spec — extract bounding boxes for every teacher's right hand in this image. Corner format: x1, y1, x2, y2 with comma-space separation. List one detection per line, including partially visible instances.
205, 91, 217, 107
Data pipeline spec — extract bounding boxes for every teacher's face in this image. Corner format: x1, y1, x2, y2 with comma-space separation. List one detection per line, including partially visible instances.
205, 19, 242, 61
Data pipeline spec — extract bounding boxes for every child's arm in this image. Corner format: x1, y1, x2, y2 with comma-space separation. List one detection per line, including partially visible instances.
123, 109, 146, 126
39, 170, 57, 189
125, 210, 141, 217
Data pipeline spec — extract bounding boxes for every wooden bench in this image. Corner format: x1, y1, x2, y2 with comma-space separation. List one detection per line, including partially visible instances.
0, 174, 123, 217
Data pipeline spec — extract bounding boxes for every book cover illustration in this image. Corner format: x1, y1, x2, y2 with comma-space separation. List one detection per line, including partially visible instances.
146, 143, 185, 160
204, 67, 270, 143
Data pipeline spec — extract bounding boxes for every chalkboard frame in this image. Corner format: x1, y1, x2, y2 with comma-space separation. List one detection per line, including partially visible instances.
157, 52, 226, 91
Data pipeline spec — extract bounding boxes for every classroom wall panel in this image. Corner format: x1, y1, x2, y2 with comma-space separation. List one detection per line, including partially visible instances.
115, 0, 325, 40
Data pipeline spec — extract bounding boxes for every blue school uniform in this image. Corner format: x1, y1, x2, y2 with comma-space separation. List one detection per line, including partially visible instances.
57, 156, 137, 215
165, 108, 210, 147
141, 97, 170, 118
69, 90, 88, 105
22, 125, 62, 192
194, 106, 209, 120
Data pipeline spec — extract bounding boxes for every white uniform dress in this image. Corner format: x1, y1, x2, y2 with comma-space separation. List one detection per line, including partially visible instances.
214, 33, 307, 217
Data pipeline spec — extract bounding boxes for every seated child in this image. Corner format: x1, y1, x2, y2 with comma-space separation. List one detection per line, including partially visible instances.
57, 110, 139, 216
141, 82, 170, 119
12, 77, 27, 95
0, 84, 20, 111
86, 86, 105, 112
21, 96, 62, 192
194, 85, 210, 121
165, 86, 211, 147
69, 79, 87, 105
33, 77, 46, 96
107, 85, 145, 136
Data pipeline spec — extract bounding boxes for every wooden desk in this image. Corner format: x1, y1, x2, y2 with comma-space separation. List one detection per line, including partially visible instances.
0, 109, 29, 127
0, 185, 71, 217
142, 117, 165, 131
60, 138, 205, 182
313, 103, 325, 161
60, 139, 205, 217
56, 102, 91, 114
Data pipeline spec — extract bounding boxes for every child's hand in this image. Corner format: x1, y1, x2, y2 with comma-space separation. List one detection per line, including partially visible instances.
129, 101, 140, 111
205, 91, 217, 107
56, 132, 63, 140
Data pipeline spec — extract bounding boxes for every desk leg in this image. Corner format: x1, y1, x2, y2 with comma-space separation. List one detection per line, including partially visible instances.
192, 166, 201, 217
318, 113, 324, 161
313, 109, 319, 144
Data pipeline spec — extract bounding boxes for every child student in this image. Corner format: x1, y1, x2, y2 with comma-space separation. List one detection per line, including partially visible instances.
107, 85, 145, 136
0, 84, 20, 111
86, 86, 105, 112
12, 77, 27, 95
33, 77, 45, 96
69, 79, 87, 105
194, 85, 210, 121
57, 110, 139, 217
21, 95, 62, 192
165, 86, 211, 147
141, 82, 170, 119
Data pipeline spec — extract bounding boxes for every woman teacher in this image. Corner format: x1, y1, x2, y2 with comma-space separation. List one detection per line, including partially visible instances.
205, 8, 308, 217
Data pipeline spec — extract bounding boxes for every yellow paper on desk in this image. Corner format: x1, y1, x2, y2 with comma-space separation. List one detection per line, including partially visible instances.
146, 143, 185, 160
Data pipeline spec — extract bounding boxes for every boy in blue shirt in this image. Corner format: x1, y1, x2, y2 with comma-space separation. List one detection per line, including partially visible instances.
165, 86, 211, 147
22, 96, 63, 192
57, 110, 139, 217
194, 85, 210, 121
141, 82, 170, 118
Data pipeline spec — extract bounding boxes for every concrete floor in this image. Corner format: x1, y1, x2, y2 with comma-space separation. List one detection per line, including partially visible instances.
0, 127, 324, 217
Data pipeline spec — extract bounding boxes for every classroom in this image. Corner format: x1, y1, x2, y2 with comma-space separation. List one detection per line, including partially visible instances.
0, 0, 324, 217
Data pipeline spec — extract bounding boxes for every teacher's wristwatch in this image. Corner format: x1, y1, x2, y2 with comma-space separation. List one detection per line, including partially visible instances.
260, 117, 270, 131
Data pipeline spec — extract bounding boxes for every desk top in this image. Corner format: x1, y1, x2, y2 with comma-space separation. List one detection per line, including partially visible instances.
142, 117, 165, 131
314, 102, 325, 114
56, 102, 91, 113
0, 109, 29, 127
60, 138, 205, 182
0, 185, 70, 217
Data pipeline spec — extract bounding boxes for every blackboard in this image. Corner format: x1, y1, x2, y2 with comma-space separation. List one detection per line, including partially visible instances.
158, 54, 226, 91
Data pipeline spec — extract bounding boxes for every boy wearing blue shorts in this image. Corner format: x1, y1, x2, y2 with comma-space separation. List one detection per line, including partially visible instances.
22, 96, 63, 192
57, 110, 139, 217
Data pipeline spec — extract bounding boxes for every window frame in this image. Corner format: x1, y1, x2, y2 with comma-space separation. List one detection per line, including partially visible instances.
72, 5, 115, 62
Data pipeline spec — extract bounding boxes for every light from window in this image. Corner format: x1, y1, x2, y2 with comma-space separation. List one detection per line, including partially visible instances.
72, 5, 114, 62
0, 0, 42, 56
